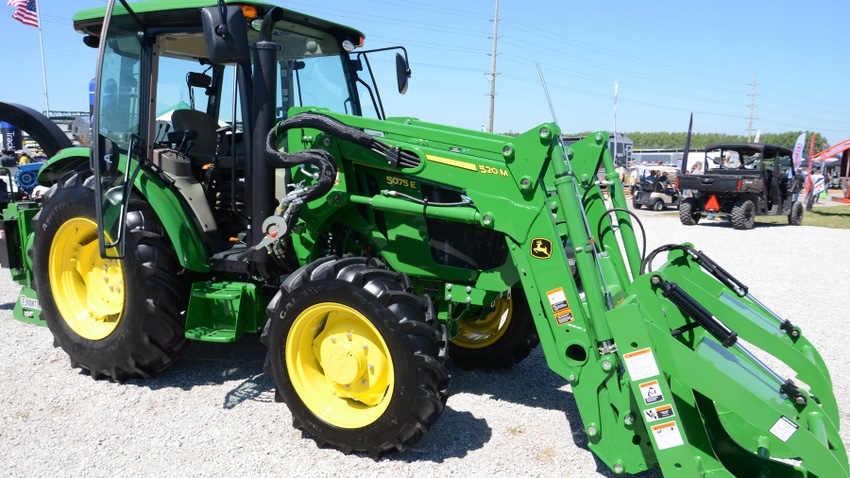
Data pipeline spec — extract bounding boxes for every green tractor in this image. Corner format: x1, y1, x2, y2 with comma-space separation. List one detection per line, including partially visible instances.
0, 1, 847, 475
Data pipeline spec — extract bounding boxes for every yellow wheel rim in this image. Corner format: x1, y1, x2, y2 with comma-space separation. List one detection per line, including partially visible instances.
452, 296, 512, 349
48, 217, 124, 341
286, 302, 395, 429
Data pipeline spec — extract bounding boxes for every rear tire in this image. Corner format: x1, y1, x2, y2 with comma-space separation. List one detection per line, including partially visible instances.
788, 200, 804, 225
263, 256, 451, 457
679, 198, 700, 225
32, 171, 188, 381
652, 198, 665, 211
449, 289, 539, 370
731, 199, 755, 229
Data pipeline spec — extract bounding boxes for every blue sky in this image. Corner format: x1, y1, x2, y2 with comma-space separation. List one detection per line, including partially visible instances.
2, 0, 849, 145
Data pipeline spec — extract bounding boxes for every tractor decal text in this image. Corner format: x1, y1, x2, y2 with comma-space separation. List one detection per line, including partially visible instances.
639, 379, 664, 405
546, 287, 573, 325
643, 404, 675, 423
650, 421, 684, 450
623, 347, 660, 381
477, 164, 509, 177
385, 175, 417, 190
769, 416, 798, 443
20, 295, 41, 310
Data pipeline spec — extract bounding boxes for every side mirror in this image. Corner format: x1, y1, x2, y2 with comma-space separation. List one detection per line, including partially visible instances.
395, 53, 410, 95
201, 5, 250, 64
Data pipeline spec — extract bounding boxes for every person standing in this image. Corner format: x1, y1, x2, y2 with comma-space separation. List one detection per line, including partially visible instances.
628, 166, 639, 196
792, 169, 805, 202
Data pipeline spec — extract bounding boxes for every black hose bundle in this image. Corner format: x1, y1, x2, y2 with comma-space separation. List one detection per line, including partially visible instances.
265, 113, 421, 203
264, 113, 350, 203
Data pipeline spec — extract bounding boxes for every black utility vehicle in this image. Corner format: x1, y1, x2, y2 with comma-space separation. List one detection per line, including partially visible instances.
677, 143, 804, 229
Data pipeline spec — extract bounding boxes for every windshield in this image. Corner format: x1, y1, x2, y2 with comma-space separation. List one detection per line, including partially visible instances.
154, 25, 366, 131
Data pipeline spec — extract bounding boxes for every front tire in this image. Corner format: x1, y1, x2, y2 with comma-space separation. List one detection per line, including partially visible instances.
449, 289, 538, 370
731, 199, 756, 229
263, 256, 451, 457
32, 171, 188, 381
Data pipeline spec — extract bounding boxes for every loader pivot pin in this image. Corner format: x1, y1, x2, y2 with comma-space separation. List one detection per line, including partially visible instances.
780, 379, 808, 406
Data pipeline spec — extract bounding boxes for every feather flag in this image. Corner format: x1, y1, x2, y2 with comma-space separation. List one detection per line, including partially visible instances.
7, 0, 38, 28
792, 132, 806, 169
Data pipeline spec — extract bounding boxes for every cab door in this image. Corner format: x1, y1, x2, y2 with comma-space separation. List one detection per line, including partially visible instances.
90, 0, 150, 259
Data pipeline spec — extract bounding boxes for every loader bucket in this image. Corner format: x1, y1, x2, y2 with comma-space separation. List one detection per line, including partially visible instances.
608, 248, 848, 477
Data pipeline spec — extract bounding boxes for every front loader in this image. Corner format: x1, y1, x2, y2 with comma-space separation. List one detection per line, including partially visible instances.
0, 1, 846, 475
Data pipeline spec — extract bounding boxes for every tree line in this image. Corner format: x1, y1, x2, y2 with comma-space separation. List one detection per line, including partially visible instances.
569, 131, 830, 153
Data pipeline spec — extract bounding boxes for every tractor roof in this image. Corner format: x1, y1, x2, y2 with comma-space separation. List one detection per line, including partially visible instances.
71, 0, 364, 45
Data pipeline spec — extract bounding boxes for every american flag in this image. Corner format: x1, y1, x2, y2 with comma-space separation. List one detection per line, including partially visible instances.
7, 0, 39, 28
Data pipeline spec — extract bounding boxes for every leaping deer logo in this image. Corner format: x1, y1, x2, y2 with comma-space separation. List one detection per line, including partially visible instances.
531, 238, 552, 259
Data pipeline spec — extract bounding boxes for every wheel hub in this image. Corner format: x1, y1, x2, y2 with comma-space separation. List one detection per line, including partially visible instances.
49, 217, 124, 340
319, 336, 367, 386
287, 303, 394, 427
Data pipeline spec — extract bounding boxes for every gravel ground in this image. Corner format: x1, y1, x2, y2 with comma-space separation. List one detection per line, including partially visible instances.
1, 205, 848, 477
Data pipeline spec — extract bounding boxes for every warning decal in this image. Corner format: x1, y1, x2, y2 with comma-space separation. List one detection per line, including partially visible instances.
623, 347, 660, 381
651, 421, 685, 450
769, 416, 798, 443
546, 287, 574, 325
639, 379, 664, 405
643, 404, 675, 423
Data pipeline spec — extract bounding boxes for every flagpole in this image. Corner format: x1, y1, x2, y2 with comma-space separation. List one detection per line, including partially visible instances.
34, 0, 49, 116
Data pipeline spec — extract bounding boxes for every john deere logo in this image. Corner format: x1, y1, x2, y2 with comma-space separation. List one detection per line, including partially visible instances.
531, 238, 552, 259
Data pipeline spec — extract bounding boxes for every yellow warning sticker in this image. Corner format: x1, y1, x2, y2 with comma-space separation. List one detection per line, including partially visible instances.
639, 379, 664, 405
650, 421, 684, 450
546, 287, 574, 325
623, 347, 660, 381
643, 404, 675, 423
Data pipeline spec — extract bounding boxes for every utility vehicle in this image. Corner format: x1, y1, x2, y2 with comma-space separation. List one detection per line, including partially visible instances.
677, 143, 804, 229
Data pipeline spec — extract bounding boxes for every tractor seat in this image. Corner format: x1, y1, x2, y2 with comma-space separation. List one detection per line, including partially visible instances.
171, 109, 230, 165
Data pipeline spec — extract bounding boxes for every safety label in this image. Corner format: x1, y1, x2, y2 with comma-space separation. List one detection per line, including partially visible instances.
639, 379, 664, 405
643, 404, 674, 423
651, 421, 684, 450
769, 416, 798, 443
547, 287, 574, 325
623, 347, 660, 381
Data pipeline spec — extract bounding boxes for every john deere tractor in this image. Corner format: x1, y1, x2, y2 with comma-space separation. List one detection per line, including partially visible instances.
0, 1, 846, 475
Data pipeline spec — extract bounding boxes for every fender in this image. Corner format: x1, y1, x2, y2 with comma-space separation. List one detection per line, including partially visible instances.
40, 150, 211, 273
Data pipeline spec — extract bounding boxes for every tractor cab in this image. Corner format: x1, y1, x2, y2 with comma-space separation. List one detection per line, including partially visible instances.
77, 0, 410, 264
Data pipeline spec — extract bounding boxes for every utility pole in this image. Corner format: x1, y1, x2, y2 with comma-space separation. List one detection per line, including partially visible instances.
487, 0, 500, 133
747, 70, 756, 142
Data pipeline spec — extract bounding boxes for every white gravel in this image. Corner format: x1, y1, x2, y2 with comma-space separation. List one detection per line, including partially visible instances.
1, 206, 848, 477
